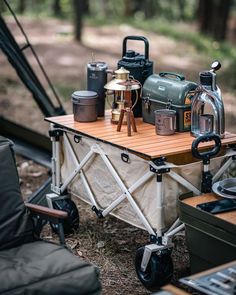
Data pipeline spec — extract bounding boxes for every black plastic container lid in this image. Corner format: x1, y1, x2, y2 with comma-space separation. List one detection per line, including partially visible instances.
199, 71, 213, 86
87, 62, 107, 71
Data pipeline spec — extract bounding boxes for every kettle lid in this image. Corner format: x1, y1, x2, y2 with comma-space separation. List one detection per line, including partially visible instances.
199, 71, 213, 86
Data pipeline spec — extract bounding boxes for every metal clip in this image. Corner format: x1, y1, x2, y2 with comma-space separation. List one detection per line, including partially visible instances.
74, 135, 81, 143
121, 153, 130, 163
144, 96, 151, 112
166, 99, 172, 109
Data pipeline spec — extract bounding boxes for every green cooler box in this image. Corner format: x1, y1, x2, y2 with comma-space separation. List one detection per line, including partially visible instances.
142, 72, 197, 132
179, 193, 236, 274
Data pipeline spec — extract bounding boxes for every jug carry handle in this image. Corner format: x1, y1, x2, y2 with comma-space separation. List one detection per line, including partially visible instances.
122, 36, 149, 60
191, 134, 221, 164
159, 72, 185, 81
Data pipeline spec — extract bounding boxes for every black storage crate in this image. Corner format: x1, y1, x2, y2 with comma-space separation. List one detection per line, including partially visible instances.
179, 193, 236, 274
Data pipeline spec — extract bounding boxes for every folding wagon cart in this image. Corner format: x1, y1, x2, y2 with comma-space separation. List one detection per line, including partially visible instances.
45, 113, 236, 291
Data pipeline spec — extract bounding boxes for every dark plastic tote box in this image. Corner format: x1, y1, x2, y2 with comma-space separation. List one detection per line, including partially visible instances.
142, 72, 197, 132
179, 193, 236, 274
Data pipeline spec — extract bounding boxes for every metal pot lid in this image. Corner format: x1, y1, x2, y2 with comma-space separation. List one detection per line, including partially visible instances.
72, 90, 98, 100
212, 178, 236, 199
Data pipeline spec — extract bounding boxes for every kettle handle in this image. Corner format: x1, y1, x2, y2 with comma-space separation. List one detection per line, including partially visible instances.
122, 36, 149, 60
159, 72, 185, 81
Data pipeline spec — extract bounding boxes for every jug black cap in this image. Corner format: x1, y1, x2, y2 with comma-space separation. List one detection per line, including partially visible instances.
199, 71, 213, 86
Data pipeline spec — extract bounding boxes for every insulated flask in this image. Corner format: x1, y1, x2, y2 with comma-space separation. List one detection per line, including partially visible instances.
87, 61, 108, 117
117, 36, 153, 117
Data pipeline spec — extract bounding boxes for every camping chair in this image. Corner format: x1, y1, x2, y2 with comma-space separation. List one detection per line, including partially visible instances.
0, 136, 101, 295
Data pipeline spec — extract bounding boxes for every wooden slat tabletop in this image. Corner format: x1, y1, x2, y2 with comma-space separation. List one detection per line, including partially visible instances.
45, 114, 236, 160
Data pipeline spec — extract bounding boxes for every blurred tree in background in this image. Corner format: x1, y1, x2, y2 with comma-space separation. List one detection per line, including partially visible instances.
17, 0, 26, 14
198, 0, 232, 40
73, 0, 89, 41
1, 0, 236, 89
52, 0, 62, 16
1, 0, 236, 44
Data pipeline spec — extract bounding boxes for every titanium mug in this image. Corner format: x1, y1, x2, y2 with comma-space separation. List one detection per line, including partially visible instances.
199, 114, 214, 134
154, 109, 176, 135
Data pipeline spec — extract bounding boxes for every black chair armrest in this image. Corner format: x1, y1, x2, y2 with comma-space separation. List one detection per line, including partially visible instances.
25, 202, 68, 247
25, 202, 68, 221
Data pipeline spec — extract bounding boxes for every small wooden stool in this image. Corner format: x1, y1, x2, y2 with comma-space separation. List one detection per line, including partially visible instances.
117, 107, 137, 136
116, 90, 137, 136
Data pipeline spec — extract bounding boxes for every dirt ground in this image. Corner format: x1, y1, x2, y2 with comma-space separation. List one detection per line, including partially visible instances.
1, 16, 236, 294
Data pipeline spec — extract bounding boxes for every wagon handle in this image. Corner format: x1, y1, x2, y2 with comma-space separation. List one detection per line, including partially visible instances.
191, 134, 221, 164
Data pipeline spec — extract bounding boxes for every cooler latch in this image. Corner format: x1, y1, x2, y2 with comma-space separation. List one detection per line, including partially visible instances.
166, 99, 172, 109
144, 96, 151, 113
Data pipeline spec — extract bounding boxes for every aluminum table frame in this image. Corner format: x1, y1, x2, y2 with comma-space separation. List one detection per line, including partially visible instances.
48, 123, 236, 271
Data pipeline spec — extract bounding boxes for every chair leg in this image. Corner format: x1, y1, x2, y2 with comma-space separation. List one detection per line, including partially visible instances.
58, 223, 66, 247
33, 217, 47, 237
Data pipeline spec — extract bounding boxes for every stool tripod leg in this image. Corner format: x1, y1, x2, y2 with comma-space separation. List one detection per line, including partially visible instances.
126, 109, 131, 136
130, 111, 137, 132
117, 109, 125, 132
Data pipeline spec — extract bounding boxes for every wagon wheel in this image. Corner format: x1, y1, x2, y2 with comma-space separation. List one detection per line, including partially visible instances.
135, 246, 173, 291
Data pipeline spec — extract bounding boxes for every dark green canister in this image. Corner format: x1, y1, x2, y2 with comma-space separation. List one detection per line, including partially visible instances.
87, 61, 108, 117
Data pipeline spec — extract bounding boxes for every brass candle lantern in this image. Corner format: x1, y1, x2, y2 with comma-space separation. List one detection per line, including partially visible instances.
104, 67, 141, 136
104, 67, 129, 124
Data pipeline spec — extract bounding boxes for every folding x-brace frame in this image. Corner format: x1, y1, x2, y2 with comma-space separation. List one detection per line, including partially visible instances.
48, 124, 236, 271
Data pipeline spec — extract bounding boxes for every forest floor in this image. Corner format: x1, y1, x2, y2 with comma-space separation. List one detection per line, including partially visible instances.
1, 16, 236, 294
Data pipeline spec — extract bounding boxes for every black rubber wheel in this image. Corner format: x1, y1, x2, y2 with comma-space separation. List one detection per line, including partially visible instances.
50, 198, 79, 234
135, 246, 173, 291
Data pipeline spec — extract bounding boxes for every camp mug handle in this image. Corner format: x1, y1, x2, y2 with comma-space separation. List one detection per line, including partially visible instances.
122, 36, 149, 60
191, 134, 221, 163
159, 72, 185, 81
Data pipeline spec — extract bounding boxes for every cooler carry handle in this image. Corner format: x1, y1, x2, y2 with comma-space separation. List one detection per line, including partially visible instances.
122, 36, 149, 60
159, 72, 185, 81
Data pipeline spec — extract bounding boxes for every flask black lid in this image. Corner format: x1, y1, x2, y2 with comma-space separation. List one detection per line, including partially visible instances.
199, 71, 213, 86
